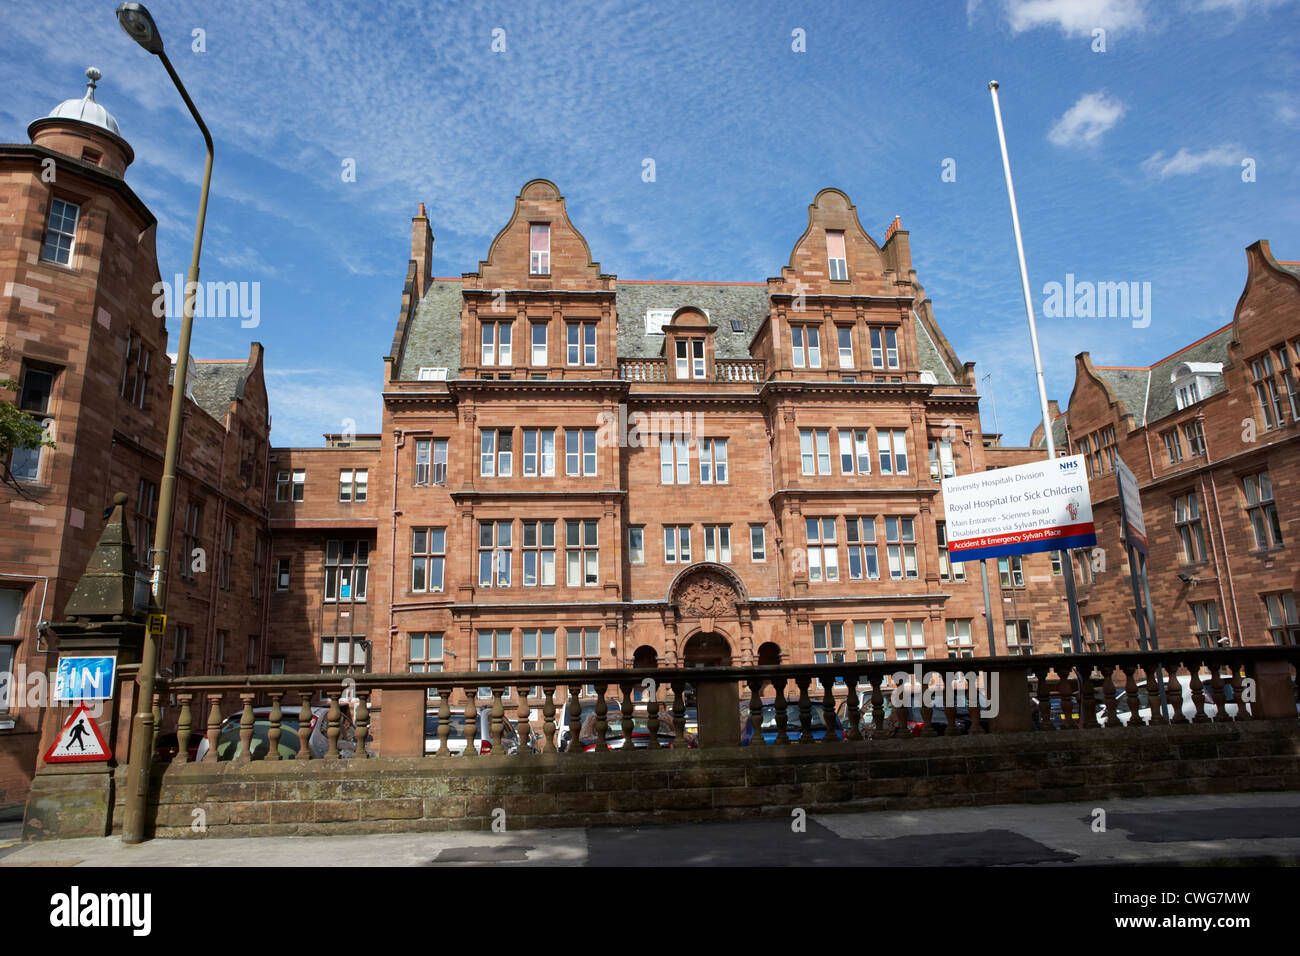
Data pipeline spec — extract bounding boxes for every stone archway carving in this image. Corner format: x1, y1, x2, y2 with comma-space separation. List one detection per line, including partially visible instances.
667, 563, 746, 616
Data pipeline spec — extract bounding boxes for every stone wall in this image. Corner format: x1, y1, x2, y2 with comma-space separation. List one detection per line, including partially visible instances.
113, 721, 1300, 839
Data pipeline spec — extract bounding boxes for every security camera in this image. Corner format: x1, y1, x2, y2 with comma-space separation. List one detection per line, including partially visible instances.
1217, 636, 1231, 647
36, 621, 53, 636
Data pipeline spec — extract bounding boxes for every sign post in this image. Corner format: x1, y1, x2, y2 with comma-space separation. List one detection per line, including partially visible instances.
1115, 458, 1168, 718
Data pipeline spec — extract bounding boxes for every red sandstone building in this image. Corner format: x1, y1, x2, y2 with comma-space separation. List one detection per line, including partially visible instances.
3, 72, 1297, 807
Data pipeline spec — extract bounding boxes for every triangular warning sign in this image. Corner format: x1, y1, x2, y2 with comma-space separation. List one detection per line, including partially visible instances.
44, 703, 111, 763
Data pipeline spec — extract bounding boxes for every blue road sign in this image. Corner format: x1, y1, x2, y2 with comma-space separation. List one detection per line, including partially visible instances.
54, 655, 117, 701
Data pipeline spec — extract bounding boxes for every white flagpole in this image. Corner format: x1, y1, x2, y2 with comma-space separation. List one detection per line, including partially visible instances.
988, 80, 1084, 654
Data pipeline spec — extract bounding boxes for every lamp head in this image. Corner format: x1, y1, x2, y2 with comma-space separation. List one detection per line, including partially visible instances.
117, 3, 165, 55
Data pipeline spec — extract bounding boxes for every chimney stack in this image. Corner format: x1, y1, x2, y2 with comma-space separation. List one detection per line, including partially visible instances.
411, 203, 433, 298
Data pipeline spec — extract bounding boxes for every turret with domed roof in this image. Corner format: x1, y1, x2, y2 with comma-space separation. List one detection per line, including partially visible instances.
28, 67, 134, 177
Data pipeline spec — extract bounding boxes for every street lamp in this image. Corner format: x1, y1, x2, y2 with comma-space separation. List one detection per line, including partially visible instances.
117, 1, 214, 845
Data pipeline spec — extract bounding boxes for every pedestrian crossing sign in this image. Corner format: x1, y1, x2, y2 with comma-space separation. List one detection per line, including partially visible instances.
43, 703, 111, 763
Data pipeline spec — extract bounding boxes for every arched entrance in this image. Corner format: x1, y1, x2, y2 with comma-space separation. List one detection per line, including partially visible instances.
682, 631, 731, 667
756, 641, 782, 666
632, 644, 658, 669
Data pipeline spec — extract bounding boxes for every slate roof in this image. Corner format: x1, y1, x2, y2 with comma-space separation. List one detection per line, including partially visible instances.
1092, 325, 1233, 428
189, 360, 249, 423
913, 312, 957, 386
393, 279, 961, 383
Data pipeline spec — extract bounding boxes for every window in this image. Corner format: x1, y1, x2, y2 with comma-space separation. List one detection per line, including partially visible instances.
1083, 616, 1104, 653
894, 620, 925, 660
800, 428, 831, 475
826, 230, 848, 281
1174, 493, 1206, 563
566, 628, 601, 694
530, 224, 550, 274
481, 322, 511, 366
128, 479, 158, 566
1250, 353, 1285, 430
478, 520, 512, 587
121, 330, 150, 409
1084, 426, 1117, 477
946, 620, 973, 658
1, 593, 19, 711
179, 499, 202, 583
565, 519, 599, 586
409, 633, 444, 700
1161, 429, 1184, 465
41, 197, 79, 264
1073, 548, 1093, 585
628, 526, 645, 564
806, 517, 838, 582
658, 433, 690, 484
1191, 603, 1220, 649
703, 525, 731, 563
844, 516, 879, 581
276, 557, 290, 591
749, 524, 766, 562
1050, 551, 1063, 576
839, 429, 868, 475
411, 527, 445, 592
431, 439, 448, 485
1282, 344, 1300, 421
339, 468, 367, 502
214, 631, 228, 675
869, 328, 899, 369
522, 628, 558, 696
18, 366, 54, 414
1182, 420, 1206, 458
885, 516, 917, 580
813, 621, 846, 664
171, 626, 190, 680
936, 522, 964, 582
417, 366, 448, 381
1240, 471, 1282, 549
276, 469, 305, 501
566, 323, 597, 366
414, 440, 431, 485
531, 323, 548, 366
664, 525, 692, 564
477, 630, 514, 697
791, 326, 821, 369
878, 429, 908, 474
325, 539, 369, 601
480, 430, 513, 477
522, 520, 556, 586
928, 439, 955, 479
699, 438, 728, 483
521, 428, 555, 477
675, 338, 706, 379
997, 555, 1024, 588
836, 326, 853, 367
854, 621, 887, 662
566, 428, 597, 476
1004, 620, 1032, 656
322, 636, 367, 675
1263, 592, 1299, 645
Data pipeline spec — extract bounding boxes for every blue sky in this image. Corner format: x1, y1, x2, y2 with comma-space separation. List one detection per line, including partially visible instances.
3, 0, 1297, 446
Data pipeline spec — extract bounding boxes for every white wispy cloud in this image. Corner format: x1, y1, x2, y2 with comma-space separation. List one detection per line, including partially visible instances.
1048, 91, 1125, 147
1003, 0, 1150, 36
1141, 144, 1243, 177
262, 370, 381, 446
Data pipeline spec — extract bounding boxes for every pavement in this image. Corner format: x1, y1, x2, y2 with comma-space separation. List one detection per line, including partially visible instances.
1, 792, 1298, 866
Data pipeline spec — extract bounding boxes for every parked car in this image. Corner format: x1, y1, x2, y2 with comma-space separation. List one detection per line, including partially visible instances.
836, 691, 922, 737
739, 699, 844, 745
424, 706, 530, 755
192, 705, 369, 761
1094, 673, 1244, 726
155, 731, 204, 763
557, 699, 694, 751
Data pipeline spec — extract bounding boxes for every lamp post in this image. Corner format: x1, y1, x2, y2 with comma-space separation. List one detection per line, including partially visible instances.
117, 1, 214, 845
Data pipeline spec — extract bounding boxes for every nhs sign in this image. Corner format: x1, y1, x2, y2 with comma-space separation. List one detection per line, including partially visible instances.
54, 656, 117, 702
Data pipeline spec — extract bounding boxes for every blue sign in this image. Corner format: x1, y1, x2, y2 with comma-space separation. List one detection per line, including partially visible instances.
55, 656, 117, 701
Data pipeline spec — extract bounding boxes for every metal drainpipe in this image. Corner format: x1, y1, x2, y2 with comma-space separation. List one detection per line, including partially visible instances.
388, 429, 405, 674
257, 429, 273, 673
1196, 413, 1243, 646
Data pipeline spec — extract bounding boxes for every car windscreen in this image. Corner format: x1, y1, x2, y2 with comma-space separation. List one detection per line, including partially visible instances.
215, 717, 302, 760
756, 703, 829, 732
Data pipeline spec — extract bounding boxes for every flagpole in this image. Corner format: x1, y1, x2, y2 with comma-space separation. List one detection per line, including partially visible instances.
987, 80, 1085, 655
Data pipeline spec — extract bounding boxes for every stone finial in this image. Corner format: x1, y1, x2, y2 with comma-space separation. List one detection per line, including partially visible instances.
63, 491, 146, 620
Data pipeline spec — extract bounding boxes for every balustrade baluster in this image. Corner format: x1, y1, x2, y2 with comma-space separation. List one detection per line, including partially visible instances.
174, 694, 193, 764
1147, 663, 1171, 726
1101, 666, 1121, 730
1168, 664, 1189, 725
1188, 665, 1210, 724
203, 695, 222, 762
942, 676, 960, 735
325, 692, 342, 759
619, 682, 635, 751
1207, 667, 1228, 724
919, 681, 939, 738
1228, 662, 1250, 721
821, 679, 839, 744
646, 686, 661, 750
771, 676, 790, 745
1077, 667, 1098, 730
296, 694, 313, 759
795, 677, 813, 743
746, 679, 765, 746
594, 685, 610, 753
516, 685, 532, 756
1058, 674, 1077, 729
1035, 669, 1054, 731
670, 681, 687, 749
354, 691, 371, 757
489, 688, 505, 754
1122, 666, 1144, 729
463, 691, 479, 757
435, 690, 452, 758
541, 685, 558, 753
567, 684, 584, 753
265, 692, 283, 761
967, 672, 987, 735
844, 677, 863, 742
235, 693, 256, 762
869, 677, 885, 738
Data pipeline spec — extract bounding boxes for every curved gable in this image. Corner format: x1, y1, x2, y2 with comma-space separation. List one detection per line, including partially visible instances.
474, 179, 605, 290
775, 187, 887, 295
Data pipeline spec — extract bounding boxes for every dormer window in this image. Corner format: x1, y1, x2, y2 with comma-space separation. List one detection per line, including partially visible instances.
676, 338, 705, 379
1172, 361, 1222, 411
529, 224, 550, 275
827, 231, 847, 281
